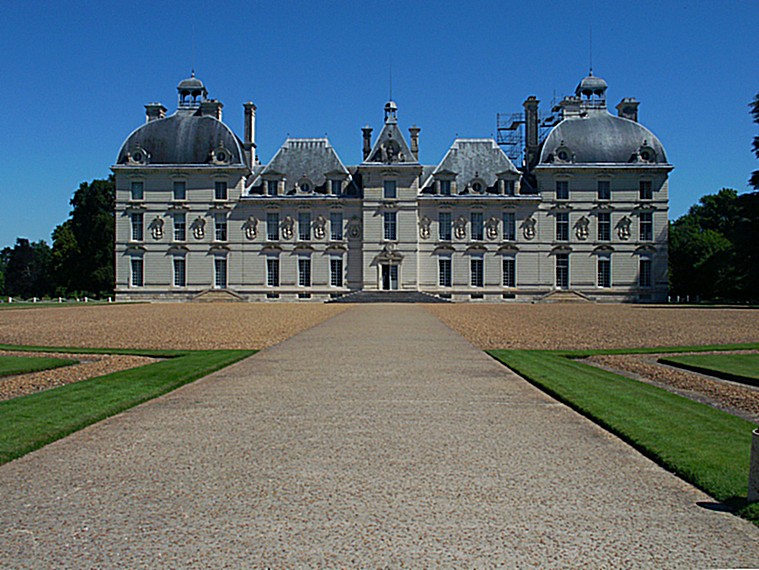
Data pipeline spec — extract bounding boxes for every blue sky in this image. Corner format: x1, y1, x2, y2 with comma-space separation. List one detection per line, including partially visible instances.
1, 0, 757, 249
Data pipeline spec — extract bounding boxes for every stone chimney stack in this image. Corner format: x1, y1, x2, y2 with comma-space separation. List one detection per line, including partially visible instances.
145, 102, 167, 123
523, 96, 540, 170
409, 125, 420, 159
200, 99, 223, 120
616, 98, 640, 122
243, 102, 257, 166
362, 125, 373, 160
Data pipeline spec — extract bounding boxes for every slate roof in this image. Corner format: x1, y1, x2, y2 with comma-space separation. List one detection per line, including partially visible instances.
422, 139, 519, 191
363, 116, 418, 165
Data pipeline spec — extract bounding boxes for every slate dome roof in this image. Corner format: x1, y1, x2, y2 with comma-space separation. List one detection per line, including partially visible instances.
576, 74, 608, 97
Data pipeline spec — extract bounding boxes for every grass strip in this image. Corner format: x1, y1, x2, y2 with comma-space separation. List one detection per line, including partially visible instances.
0, 349, 254, 465
488, 348, 759, 525
554, 342, 759, 359
0, 343, 184, 358
0, 355, 78, 377
660, 354, 759, 387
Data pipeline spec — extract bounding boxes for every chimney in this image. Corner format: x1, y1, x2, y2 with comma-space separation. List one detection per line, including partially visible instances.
243, 102, 257, 166
145, 102, 166, 123
409, 125, 420, 159
362, 125, 373, 160
616, 98, 640, 122
558, 95, 582, 119
523, 96, 540, 170
200, 99, 223, 120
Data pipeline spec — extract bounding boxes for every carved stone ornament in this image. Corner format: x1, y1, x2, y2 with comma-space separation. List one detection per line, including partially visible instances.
314, 215, 327, 240
282, 216, 294, 240
347, 217, 362, 240
522, 217, 536, 240
453, 216, 467, 240
485, 217, 500, 240
149, 216, 164, 240
575, 216, 589, 241
242, 217, 258, 240
617, 216, 632, 240
419, 216, 431, 240
191, 217, 206, 240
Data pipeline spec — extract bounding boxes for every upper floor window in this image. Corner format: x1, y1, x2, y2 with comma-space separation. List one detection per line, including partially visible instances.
639, 180, 653, 200
503, 212, 516, 241
298, 212, 311, 241
215, 181, 228, 201
639, 212, 653, 241
173, 181, 186, 201
330, 212, 343, 241
556, 180, 569, 200
384, 211, 397, 241
504, 180, 516, 196
439, 212, 452, 241
471, 212, 484, 241
130, 181, 144, 201
331, 180, 342, 195
173, 213, 186, 241
439, 180, 452, 196
597, 180, 610, 201
131, 213, 144, 241
597, 212, 611, 241
555, 212, 569, 241
383, 180, 397, 199
267, 212, 279, 241
267, 180, 278, 196
214, 213, 228, 241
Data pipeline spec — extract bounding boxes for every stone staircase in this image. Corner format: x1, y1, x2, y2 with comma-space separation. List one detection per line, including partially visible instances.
192, 289, 244, 302
327, 290, 451, 304
537, 289, 593, 303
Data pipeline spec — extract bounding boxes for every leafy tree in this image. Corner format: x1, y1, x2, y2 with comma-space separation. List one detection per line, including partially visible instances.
3, 238, 55, 298
50, 220, 79, 296
751, 92, 759, 190
0, 246, 10, 295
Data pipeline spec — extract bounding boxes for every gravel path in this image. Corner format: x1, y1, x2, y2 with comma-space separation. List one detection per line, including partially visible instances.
0, 305, 757, 567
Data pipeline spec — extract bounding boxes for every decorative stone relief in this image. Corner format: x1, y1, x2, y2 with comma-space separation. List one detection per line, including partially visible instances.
453, 216, 467, 240
617, 216, 631, 240
419, 216, 431, 240
191, 217, 206, 240
242, 217, 257, 240
282, 216, 294, 240
485, 217, 500, 240
575, 216, 589, 240
314, 215, 327, 240
522, 217, 536, 240
347, 216, 362, 240
149, 216, 164, 240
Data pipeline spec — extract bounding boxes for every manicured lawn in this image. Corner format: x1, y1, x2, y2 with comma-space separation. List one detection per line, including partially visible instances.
660, 353, 759, 386
0, 346, 255, 465
0, 354, 78, 377
489, 345, 759, 525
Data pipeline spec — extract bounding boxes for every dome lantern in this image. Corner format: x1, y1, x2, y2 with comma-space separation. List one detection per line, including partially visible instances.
177, 71, 208, 108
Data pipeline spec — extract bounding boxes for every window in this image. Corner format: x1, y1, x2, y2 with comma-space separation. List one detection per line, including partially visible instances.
267, 212, 279, 241
503, 258, 516, 287
130, 181, 144, 201
331, 179, 342, 195
640, 212, 653, 241
330, 212, 343, 240
639, 180, 653, 200
267, 180, 278, 196
556, 254, 569, 288
214, 257, 227, 288
598, 257, 611, 288
471, 212, 484, 241
131, 213, 144, 241
597, 180, 610, 200
298, 212, 311, 241
470, 258, 484, 287
556, 180, 569, 200
639, 258, 652, 288
383, 180, 397, 199
173, 181, 186, 201
384, 211, 397, 241
130, 258, 143, 287
503, 212, 516, 241
556, 212, 569, 241
597, 212, 611, 241
214, 213, 227, 241
266, 258, 279, 287
439, 212, 452, 241
439, 258, 452, 287
214, 181, 228, 201
298, 258, 311, 287
440, 180, 451, 196
504, 180, 516, 196
173, 213, 186, 241
330, 258, 343, 287
173, 257, 186, 287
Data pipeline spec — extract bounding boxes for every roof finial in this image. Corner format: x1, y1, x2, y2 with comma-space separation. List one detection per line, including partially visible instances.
389, 55, 393, 101
589, 24, 593, 75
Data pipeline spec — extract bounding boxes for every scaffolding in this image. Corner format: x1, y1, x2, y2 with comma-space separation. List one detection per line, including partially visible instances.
496, 102, 561, 166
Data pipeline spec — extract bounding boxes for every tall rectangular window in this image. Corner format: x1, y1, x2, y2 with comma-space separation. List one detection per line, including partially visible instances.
298, 258, 311, 287
214, 258, 227, 288
504, 180, 516, 196
267, 212, 279, 241
215, 181, 228, 201
556, 254, 569, 288
330, 212, 343, 241
598, 257, 611, 288
556, 180, 569, 200
130, 258, 143, 287
470, 258, 484, 287
640, 212, 653, 241
471, 212, 484, 241
331, 179, 342, 195
266, 258, 279, 287
503, 258, 516, 287
330, 258, 343, 287
639, 258, 652, 288
597, 212, 611, 241
503, 212, 516, 241
173, 181, 186, 200
384, 212, 397, 241
214, 213, 227, 241
439, 180, 451, 196
298, 212, 311, 241
383, 180, 397, 199
131, 213, 144, 241
639, 180, 653, 200
267, 180, 278, 196
173, 213, 186, 241
173, 257, 186, 287
439, 212, 452, 241
130, 181, 144, 201
597, 180, 610, 200
439, 258, 452, 287
556, 212, 569, 241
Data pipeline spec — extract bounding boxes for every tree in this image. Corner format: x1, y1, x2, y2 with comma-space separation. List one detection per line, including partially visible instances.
3, 238, 55, 298
750, 92, 759, 190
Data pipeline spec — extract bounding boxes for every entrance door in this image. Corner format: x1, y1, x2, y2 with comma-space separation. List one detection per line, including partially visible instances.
381, 264, 398, 290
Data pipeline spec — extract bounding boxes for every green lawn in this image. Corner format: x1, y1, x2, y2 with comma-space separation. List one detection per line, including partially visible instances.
0, 346, 255, 465
660, 353, 759, 386
489, 345, 759, 525
0, 354, 78, 377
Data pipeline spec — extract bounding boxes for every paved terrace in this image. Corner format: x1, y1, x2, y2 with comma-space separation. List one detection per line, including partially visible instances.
1, 305, 757, 567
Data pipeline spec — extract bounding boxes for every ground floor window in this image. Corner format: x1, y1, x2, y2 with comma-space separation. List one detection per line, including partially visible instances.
556, 254, 569, 289
470, 258, 484, 287
214, 258, 227, 289
597, 257, 611, 288
502, 258, 515, 287
298, 258, 311, 287
330, 258, 343, 287
439, 258, 451, 287
266, 258, 279, 287
639, 258, 652, 288
173, 257, 186, 287
130, 258, 143, 287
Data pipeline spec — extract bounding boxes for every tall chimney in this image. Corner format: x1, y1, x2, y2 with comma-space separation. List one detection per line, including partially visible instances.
409, 125, 420, 159
145, 102, 166, 123
616, 98, 639, 122
523, 96, 540, 170
243, 102, 257, 166
200, 99, 223, 120
362, 125, 373, 160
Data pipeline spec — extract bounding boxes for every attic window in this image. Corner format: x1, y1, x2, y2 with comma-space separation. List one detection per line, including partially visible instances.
471, 181, 483, 193
639, 145, 655, 162
299, 181, 312, 193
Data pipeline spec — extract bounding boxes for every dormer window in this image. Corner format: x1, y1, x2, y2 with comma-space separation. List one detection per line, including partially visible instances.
471, 181, 483, 194
301, 182, 311, 193
439, 180, 451, 196
638, 142, 656, 163
331, 180, 342, 195
504, 180, 515, 196
267, 180, 278, 196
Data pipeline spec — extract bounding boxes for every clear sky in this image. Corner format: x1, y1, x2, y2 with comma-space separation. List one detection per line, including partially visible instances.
1, 0, 757, 249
